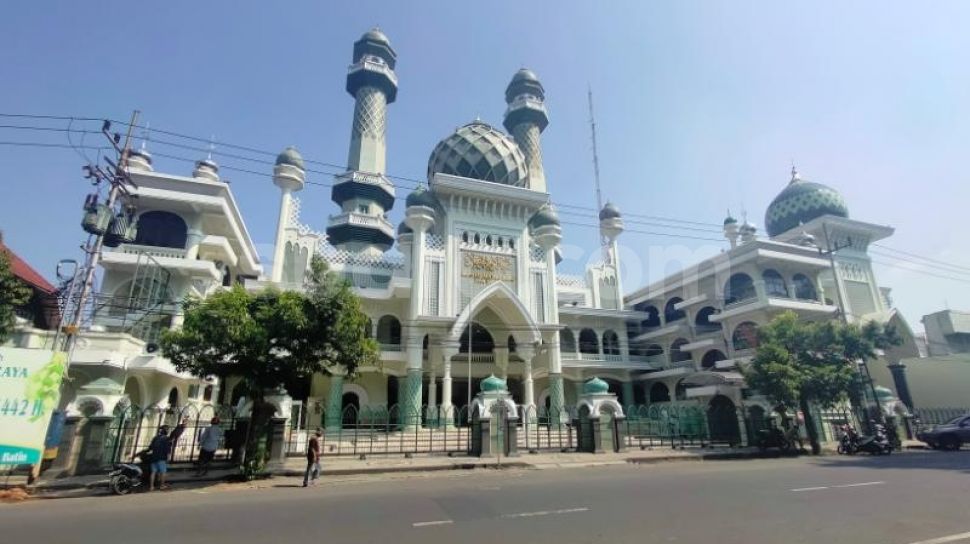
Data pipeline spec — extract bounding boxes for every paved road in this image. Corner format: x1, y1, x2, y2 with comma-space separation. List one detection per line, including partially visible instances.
3, 451, 969, 544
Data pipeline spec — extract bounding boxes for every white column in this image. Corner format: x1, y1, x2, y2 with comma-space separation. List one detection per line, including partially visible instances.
493, 347, 509, 380
441, 345, 458, 426
271, 187, 292, 283
611, 239, 624, 306
409, 228, 426, 319
184, 214, 205, 260
523, 357, 535, 408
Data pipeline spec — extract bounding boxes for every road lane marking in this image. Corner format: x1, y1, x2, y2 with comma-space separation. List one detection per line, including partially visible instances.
502, 507, 590, 519
833, 481, 885, 488
907, 532, 970, 544
412, 520, 453, 527
791, 481, 886, 492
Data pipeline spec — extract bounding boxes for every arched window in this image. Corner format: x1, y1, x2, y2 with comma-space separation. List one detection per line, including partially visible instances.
602, 330, 620, 355
222, 265, 232, 287
670, 338, 692, 362
579, 328, 599, 355
462, 232, 469, 243
134, 211, 188, 249
763, 269, 788, 298
422, 334, 429, 351
644, 344, 664, 358
202, 385, 213, 402
636, 304, 661, 329
627, 332, 645, 356
459, 323, 494, 353
701, 349, 727, 369
694, 306, 720, 332
792, 274, 818, 301
649, 382, 670, 403
376, 315, 402, 346
560, 328, 577, 354
732, 321, 760, 351
507, 335, 517, 353
725, 273, 756, 304
167, 387, 180, 411
664, 297, 686, 323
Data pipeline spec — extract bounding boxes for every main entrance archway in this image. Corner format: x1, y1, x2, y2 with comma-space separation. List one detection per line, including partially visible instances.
707, 395, 741, 445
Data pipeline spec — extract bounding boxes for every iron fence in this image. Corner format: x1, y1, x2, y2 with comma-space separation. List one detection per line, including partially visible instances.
105, 403, 239, 465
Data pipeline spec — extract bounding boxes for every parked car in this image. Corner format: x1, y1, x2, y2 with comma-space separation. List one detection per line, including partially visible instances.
916, 415, 970, 450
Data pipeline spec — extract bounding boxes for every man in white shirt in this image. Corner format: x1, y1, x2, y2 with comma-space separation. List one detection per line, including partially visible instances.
195, 417, 224, 476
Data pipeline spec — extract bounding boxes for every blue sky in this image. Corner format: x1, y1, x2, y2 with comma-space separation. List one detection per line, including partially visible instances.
2, 1, 969, 331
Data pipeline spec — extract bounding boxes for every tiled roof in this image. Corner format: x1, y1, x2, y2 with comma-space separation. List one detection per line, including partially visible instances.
0, 241, 57, 294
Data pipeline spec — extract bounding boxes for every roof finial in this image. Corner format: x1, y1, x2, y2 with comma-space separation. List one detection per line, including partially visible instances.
790, 162, 800, 184
207, 135, 216, 160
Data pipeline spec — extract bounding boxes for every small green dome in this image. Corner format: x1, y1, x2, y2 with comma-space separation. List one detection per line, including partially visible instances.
583, 377, 609, 395
599, 202, 621, 220
765, 171, 848, 237
724, 214, 737, 226
406, 185, 438, 209
529, 204, 560, 229
874, 385, 894, 400
275, 146, 305, 170
362, 28, 389, 44
481, 374, 507, 393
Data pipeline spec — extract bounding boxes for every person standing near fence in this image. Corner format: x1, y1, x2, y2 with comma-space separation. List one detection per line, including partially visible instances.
148, 426, 172, 491
303, 429, 322, 487
196, 417, 223, 477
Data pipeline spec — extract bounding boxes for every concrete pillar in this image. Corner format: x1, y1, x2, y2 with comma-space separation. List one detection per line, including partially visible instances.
622, 381, 636, 409
325, 375, 344, 431
267, 417, 288, 469
493, 346, 509, 380
440, 345, 458, 426
48, 415, 84, 478
401, 334, 424, 430
547, 332, 566, 421
76, 416, 114, 475
409, 228, 426, 319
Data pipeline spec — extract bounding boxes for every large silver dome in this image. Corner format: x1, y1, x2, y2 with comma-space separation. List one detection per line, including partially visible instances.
427, 120, 529, 186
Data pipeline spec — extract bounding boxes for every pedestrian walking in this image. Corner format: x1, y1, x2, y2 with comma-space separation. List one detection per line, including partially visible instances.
303, 429, 322, 487
148, 426, 172, 491
168, 416, 189, 462
196, 417, 224, 477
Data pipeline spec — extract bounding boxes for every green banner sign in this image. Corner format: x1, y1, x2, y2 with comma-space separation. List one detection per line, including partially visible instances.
0, 348, 66, 467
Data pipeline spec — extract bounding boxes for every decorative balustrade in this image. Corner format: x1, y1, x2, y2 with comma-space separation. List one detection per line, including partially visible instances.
556, 274, 587, 289
114, 244, 188, 260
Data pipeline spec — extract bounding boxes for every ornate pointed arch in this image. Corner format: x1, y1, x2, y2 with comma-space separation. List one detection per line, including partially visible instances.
448, 281, 541, 346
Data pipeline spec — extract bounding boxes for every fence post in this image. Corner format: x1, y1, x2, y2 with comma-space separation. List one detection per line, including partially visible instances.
266, 417, 288, 470
76, 416, 115, 475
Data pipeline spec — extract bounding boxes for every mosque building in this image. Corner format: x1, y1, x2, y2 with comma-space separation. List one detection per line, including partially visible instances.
7, 29, 925, 446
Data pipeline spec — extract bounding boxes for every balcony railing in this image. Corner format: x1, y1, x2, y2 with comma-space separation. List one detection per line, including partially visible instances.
112, 244, 188, 260
327, 212, 395, 238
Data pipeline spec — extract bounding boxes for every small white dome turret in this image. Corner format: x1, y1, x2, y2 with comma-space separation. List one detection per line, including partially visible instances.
193, 157, 220, 182
273, 146, 306, 192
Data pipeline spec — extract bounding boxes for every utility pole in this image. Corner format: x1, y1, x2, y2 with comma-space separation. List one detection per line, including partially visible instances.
818, 222, 881, 433
62, 111, 140, 361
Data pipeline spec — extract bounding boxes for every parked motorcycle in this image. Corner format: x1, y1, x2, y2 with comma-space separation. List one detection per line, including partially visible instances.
837, 425, 859, 455
856, 424, 894, 455
108, 450, 151, 495
756, 427, 795, 453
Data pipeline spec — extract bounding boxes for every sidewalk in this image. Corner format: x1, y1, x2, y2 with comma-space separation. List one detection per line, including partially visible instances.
10, 440, 929, 499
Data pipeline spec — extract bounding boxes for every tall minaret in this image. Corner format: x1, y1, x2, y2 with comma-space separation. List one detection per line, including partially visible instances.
327, 28, 399, 256
271, 147, 306, 283
503, 68, 549, 192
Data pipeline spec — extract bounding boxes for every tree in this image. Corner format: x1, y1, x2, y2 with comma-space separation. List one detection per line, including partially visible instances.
0, 249, 31, 343
742, 311, 900, 454
160, 257, 377, 474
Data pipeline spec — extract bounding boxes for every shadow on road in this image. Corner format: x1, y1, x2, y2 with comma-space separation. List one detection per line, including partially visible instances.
807, 450, 970, 474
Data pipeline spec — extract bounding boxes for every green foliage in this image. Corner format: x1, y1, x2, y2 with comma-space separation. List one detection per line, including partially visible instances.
743, 311, 901, 453
744, 311, 900, 409
160, 256, 377, 470
0, 250, 32, 342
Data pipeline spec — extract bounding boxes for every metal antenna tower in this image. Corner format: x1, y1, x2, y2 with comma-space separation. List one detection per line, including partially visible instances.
588, 88, 609, 262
